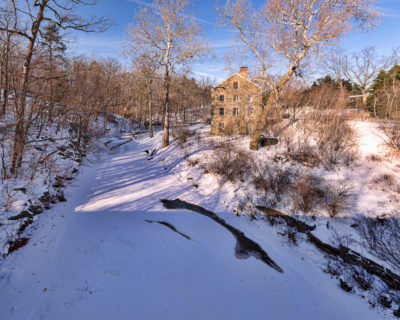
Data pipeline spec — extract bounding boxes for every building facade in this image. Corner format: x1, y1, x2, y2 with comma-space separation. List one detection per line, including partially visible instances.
211, 67, 263, 135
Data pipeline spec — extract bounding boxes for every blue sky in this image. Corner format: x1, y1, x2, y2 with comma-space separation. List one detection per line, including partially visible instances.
69, 0, 400, 82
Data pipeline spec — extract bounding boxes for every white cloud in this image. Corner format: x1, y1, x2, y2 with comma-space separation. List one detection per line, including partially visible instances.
192, 70, 224, 82
125, 0, 152, 7
377, 6, 400, 18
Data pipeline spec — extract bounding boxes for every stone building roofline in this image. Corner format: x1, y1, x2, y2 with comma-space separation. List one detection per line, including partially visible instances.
213, 72, 263, 90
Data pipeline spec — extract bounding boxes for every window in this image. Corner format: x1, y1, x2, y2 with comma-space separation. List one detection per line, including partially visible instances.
248, 95, 253, 102
248, 107, 253, 115
219, 95, 224, 102
233, 82, 238, 90
219, 122, 224, 133
233, 108, 238, 116
233, 95, 239, 102
219, 108, 224, 116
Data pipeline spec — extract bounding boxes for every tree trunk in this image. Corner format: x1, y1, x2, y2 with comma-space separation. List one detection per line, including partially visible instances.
249, 66, 297, 150
1, 33, 11, 118
162, 66, 170, 148
148, 79, 153, 138
10, 0, 47, 173
362, 89, 368, 105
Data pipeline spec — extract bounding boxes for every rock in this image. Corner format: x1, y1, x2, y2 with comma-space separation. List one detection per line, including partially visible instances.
56, 190, 66, 202
379, 295, 392, 309
340, 279, 352, 292
52, 181, 65, 188
8, 238, 29, 255
18, 218, 33, 236
352, 273, 371, 291
39, 191, 50, 203
8, 211, 32, 221
13, 187, 27, 194
394, 307, 400, 318
27, 205, 43, 215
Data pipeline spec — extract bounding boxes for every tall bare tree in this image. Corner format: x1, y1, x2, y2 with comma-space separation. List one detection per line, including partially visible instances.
0, 2, 18, 118
133, 54, 160, 138
218, 0, 379, 150
322, 48, 346, 92
343, 46, 398, 105
126, 0, 210, 147
0, 0, 111, 174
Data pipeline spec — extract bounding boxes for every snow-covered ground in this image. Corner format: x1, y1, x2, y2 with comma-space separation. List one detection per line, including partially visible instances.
0, 115, 138, 257
0, 126, 393, 320
349, 121, 400, 217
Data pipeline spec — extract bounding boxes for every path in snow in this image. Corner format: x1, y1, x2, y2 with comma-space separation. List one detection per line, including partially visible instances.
0, 133, 385, 320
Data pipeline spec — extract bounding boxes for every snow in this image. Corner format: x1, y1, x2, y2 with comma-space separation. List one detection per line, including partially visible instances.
0, 115, 138, 256
0, 128, 389, 320
347, 121, 400, 217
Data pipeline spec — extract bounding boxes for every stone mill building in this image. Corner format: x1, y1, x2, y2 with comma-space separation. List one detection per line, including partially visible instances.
211, 67, 263, 135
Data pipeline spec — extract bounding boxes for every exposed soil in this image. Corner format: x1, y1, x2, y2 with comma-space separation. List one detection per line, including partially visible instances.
145, 220, 191, 240
8, 238, 29, 255
257, 206, 400, 291
161, 198, 283, 273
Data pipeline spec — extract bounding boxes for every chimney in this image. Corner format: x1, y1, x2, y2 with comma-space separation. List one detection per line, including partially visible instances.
240, 66, 248, 79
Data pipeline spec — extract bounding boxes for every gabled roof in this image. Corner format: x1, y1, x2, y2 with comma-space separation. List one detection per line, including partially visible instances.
213, 73, 263, 90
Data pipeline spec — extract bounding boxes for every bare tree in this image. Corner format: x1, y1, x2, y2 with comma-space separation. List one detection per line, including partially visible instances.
0, 0, 111, 174
322, 49, 346, 92
0, 2, 19, 118
343, 46, 398, 105
133, 54, 160, 138
126, 0, 210, 148
218, 0, 379, 150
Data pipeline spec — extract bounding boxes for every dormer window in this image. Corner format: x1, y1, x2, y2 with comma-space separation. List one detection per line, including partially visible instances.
219, 95, 224, 102
233, 82, 238, 90
233, 95, 239, 102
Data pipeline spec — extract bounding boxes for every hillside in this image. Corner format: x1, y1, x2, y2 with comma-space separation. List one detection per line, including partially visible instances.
0, 122, 398, 319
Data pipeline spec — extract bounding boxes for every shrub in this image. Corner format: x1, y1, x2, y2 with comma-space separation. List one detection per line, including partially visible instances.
323, 183, 352, 217
284, 144, 320, 168
371, 173, 397, 190
355, 216, 400, 272
314, 113, 358, 167
290, 172, 325, 214
202, 141, 252, 185
173, 126, 195, 147
380, 119, 400, 151
250, 161, 293, 203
